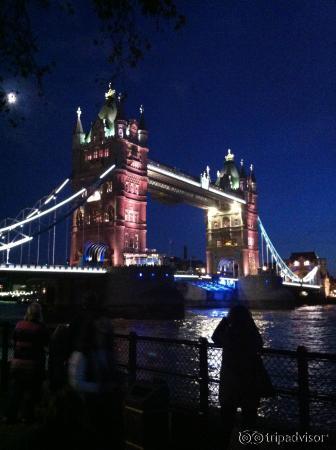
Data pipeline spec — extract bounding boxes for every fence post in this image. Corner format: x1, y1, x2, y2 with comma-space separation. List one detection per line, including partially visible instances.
128, 332, 137, 385
297, 345, 310, 430
1, 322, 10, 391
199, 337, 209, 417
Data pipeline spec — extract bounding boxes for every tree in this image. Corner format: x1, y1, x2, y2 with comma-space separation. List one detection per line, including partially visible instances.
0, 0, 185, 123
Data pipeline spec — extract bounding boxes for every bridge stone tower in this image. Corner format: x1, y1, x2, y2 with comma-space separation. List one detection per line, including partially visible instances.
70, 86, 148, 267
206, 150, 259, 276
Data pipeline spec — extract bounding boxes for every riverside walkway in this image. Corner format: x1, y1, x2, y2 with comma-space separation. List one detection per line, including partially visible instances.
1, 323, 336, 449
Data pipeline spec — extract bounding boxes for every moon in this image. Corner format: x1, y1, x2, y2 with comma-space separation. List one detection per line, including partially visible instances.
7, 92, 17, 104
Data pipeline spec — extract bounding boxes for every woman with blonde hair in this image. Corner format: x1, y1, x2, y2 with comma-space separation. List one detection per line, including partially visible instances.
5, 302, 49, 423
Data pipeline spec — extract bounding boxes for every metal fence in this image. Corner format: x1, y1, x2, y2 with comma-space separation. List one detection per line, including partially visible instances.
1, 322, 336, 431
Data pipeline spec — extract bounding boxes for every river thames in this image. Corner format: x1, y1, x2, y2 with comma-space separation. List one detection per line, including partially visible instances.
2, 301, 336, 352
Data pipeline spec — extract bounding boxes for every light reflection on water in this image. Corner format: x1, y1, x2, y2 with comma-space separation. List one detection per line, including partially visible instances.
1, 301, 336, 352
112, 305, 336, 352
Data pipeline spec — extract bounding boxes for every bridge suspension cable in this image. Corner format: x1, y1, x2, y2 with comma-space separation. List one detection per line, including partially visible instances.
0, 164, 116, 264
258, 217, 300, 282
258, 217, 320, 285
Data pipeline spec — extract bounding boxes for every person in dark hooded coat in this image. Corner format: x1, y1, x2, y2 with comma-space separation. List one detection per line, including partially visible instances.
212, 304, 265, 448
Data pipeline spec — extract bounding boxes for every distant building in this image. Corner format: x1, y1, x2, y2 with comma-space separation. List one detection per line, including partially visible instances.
286, 252, 327, 279
286, 251, 330, 296
163, 256, 206, 274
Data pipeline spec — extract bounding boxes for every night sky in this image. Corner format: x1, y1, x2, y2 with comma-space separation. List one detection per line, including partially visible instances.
1, 1, 336, 272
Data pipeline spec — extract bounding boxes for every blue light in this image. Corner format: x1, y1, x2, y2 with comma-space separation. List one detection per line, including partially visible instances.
139, 272, 143, 278
151, 273, 155, 277
165, 273, 169, 277
218, 277, 236, 288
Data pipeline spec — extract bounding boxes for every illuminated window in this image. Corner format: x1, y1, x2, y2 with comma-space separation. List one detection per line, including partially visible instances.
248, 237, 254, 247
93, 151, 98, 159
213, 221, 219, 229
304, 260, 310, 266
107, 206, 113, 221
135, 234, 139, 250
134, 184, 139, 195
99, 149, 104, 158
223, 217, 230, 228
125, 233, 129, 248
216, 240, 221, 248
106, 181, 113, 193
104, 149, 109, 157
125, 209, 139, 223
294, 261, 300, 267
95, 212, 102, 223
76, 209, 84, 226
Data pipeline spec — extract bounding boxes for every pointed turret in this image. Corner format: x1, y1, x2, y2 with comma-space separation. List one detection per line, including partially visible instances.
116, 92, 128, 139
73, 107, 85, 146
215, 149, 240, 191
138, 104, 148, 145
249, 163, 256, 183
239, 159, 247, 179
85, 121, 93, 143
248, 163, 257, 193
98, 83, 118, 137
239, 159, 247, 190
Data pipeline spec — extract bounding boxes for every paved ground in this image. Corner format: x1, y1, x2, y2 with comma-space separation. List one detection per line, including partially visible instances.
0, 392, 335, 450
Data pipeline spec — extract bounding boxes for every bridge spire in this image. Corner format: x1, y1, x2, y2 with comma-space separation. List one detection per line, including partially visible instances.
98, 83, 117, 135
225, 148, 234, 161
239, 159, 247, 191
139, 104, 146, 130
249, 163, 256, 183
115, 92, 128, 138
73, 106, 85, 145
239, 158, 247, 179
138, 104, 148, 145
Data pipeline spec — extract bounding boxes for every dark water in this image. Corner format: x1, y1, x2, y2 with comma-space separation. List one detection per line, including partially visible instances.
2, 301, 336, 352
112, 304, 336, 352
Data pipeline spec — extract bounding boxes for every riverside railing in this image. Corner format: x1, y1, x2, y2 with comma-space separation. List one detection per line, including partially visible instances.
1, 323, 335, 431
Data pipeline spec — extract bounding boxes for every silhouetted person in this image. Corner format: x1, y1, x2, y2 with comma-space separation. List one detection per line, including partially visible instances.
212, 304, 263, 449
48, 292, 102, 391
48, 323, 71, 391
5, 302, 49, 423
68, 295, 124, 449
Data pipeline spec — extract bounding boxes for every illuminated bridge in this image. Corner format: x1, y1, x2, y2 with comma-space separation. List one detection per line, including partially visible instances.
0, 86, 325, 295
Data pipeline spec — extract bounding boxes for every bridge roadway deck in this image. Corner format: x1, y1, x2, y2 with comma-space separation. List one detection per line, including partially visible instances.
147, 159, 245, 209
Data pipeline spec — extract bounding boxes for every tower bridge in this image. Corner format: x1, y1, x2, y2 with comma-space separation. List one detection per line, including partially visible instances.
0, 86, 324, 293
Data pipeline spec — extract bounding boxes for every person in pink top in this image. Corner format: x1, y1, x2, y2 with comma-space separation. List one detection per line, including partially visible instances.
5, 302, 49, 423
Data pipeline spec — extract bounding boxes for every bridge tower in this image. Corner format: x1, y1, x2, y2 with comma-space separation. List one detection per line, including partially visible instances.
205, 150, 259, 276
70, 86, 149, 266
